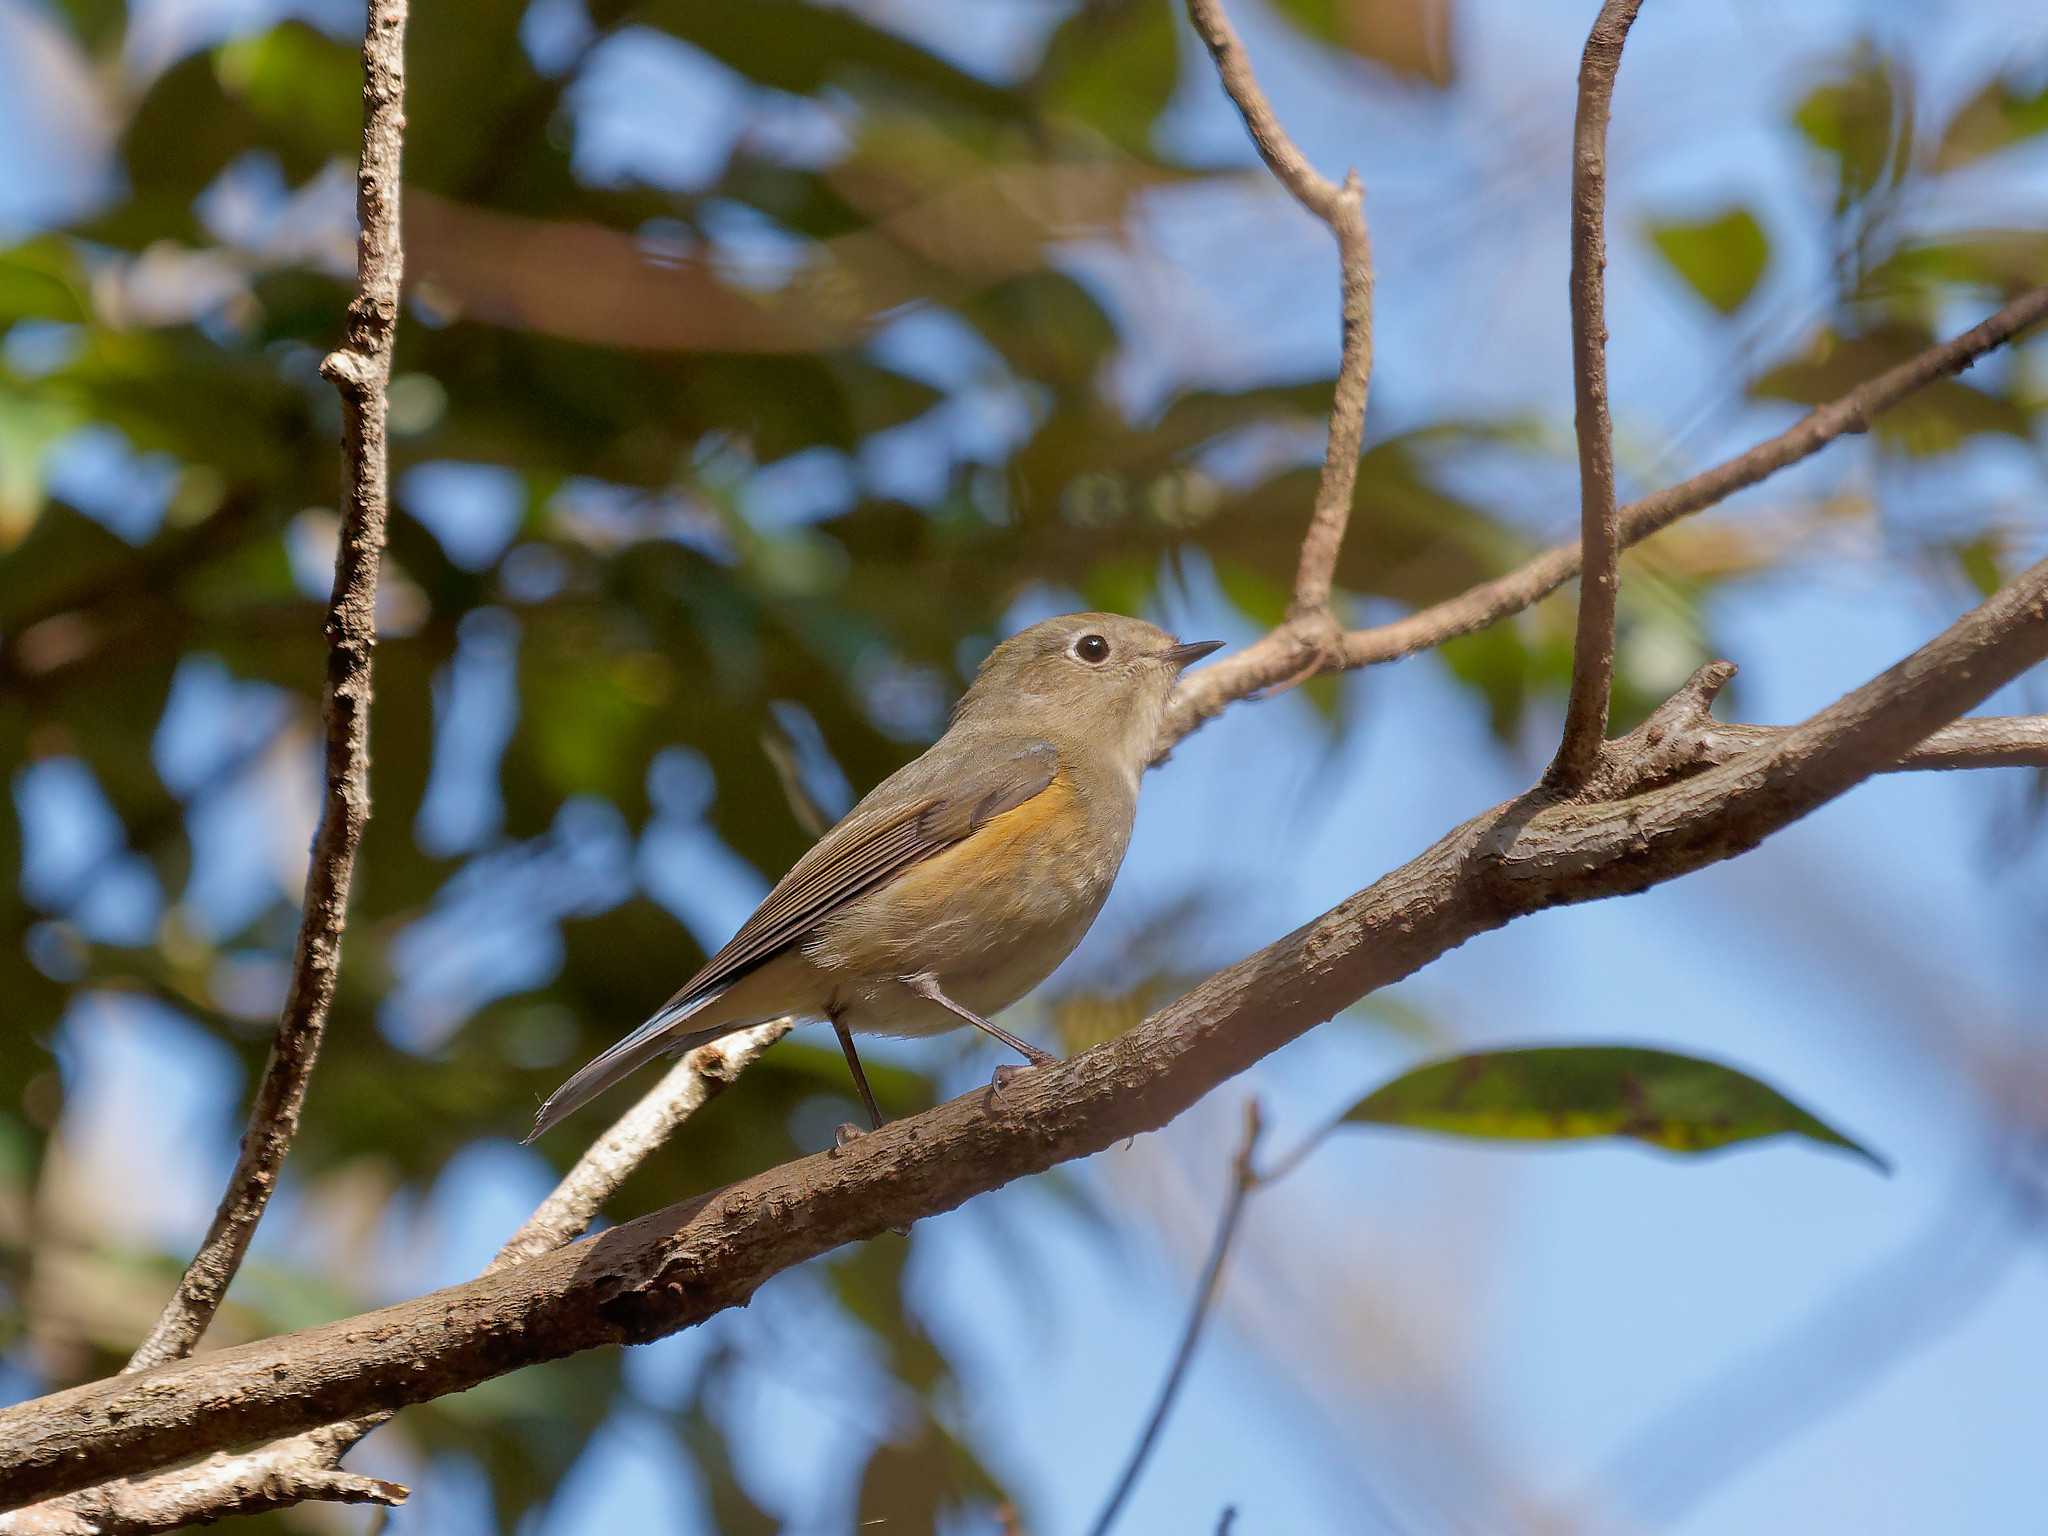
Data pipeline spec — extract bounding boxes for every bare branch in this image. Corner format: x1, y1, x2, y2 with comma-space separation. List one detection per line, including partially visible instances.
15, 0, 2046, 1513
9, 553, 2044, 1507
0, 1427, 402, 1536
491, 1021, 792, 1272
1296, 176, 1373, 621
6, 1017, 788, 1530
1185, 0, 1375, 625
1551, 0, 1645, 789
1160, 285, 2048, 757
1703, 715, 2048, 774
1581, 664, 2048, 789
1185, 0, 1344, 215
1088, 1100, 1264, 1536
123, 0, 410, 1376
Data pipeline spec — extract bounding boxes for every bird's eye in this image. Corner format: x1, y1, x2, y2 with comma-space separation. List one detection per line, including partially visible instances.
1073, 633, 1111, 664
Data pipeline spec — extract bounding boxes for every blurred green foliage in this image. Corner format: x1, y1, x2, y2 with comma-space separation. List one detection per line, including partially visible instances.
0, 0, 2042, 1527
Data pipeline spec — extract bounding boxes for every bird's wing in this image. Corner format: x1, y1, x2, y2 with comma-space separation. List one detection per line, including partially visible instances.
663, 740, 1059, 1009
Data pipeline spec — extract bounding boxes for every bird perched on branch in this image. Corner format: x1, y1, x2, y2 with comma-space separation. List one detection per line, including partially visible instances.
527, 612, 1222, 1142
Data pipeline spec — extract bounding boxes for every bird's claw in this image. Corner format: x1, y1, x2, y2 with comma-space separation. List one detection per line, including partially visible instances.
985, 1061, 1036, 1110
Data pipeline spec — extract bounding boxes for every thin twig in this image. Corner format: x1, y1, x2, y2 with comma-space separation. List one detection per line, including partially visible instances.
1185, 0, 1375, 625
1728, 716, 2048, 774
15, 0, 2048, 1514
9, 552, 2048, 1502
1702, 715, 2048, 774
1338, 291, 2048, 667
123, 0, 410, 1375
5, 1020, 792, 1533
1159, 284, 2048, 758
491, 1021, 793, 1271
0, 1429, 404, 1536
1185, 0, 1343, 215
1297, 177, 1372, 621
1088, 1101, 1265, 1536
304, 1024, 794, 1462
1550, 0, 1646, 790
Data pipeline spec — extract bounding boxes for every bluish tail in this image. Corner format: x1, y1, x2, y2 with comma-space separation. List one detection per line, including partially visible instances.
523, 995, 732, 1143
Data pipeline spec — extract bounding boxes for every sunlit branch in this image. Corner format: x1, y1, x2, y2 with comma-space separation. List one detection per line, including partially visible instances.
1550, 0, 1646, 790
8, 554, 2045, 1507
0, 1022, 791, 1534
123, 0, 411, 1376
1184, 0, 1375, 630
1159, 285, 2048, 758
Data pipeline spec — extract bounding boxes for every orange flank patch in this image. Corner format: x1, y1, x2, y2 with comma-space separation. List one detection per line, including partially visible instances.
817, 767, 1089, 968
904, 769, 1081, 901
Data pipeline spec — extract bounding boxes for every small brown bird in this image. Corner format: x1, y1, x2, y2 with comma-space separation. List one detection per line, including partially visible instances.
528, 612, 1221, 1141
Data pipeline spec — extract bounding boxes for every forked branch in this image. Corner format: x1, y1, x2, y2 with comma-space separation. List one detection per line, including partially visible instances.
1185, 0, 1375, 630
15, 0, 2048, 1524
1161, 284, 2048, 755
7, 553, 2047, 1508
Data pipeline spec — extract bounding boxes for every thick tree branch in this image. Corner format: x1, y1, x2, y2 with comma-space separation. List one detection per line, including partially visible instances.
7, 554, 2043, 1507
1552, 0, 1645, 788
122, 0, 410, 1376
1185, 0, 1374, 628
14, 0, 2046, 1519
0, 1021, 788, 1532
1160, 284, 2048, 756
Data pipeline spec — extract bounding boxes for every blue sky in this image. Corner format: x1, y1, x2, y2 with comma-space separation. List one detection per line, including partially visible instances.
7, 0, 2048, 1530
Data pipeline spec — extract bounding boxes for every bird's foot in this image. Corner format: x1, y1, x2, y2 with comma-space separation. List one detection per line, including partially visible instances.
985, 1060, 1039, 1111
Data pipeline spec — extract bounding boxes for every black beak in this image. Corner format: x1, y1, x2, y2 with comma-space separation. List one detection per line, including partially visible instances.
1160, 638, 1225, 671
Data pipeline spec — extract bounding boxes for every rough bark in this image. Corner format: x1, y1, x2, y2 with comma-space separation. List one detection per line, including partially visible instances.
122, 0, 409, 1376
4, 552, 2043, 1510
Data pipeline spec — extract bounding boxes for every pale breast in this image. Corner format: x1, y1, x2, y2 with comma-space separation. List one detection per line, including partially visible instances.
802, 766, 1133, 1024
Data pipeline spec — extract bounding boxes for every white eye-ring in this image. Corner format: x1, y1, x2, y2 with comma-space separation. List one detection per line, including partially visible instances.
1072, 633, 1111, 664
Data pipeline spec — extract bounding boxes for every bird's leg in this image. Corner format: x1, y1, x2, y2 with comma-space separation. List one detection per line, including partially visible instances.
901, 973, 1058, 1068
831, 1011, 885, 1137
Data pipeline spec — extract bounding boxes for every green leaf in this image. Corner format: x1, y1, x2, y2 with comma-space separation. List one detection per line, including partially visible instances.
1934, 76, 2048, 172
1752, 324, 2032, 456
215, 22, 363, 165
1341, 1045, 1884, 1168
1646, 207, 1770, 314
1436, 612, 1572, 741
1792, 51, 1908, 213
637, 0, 1023, 122
0, 391, 85, 546
0, 238, 91, 324
1861, 229, 2048, 305
1951, 534, 2004, 599
1213, 558, 1289, 632
1036, 0, 1180, 152
52, 0, 126, 54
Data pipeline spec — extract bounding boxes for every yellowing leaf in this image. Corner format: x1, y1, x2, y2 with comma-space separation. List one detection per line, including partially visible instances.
1270, 0, 1456, 88
1935, 77, 2048, 172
